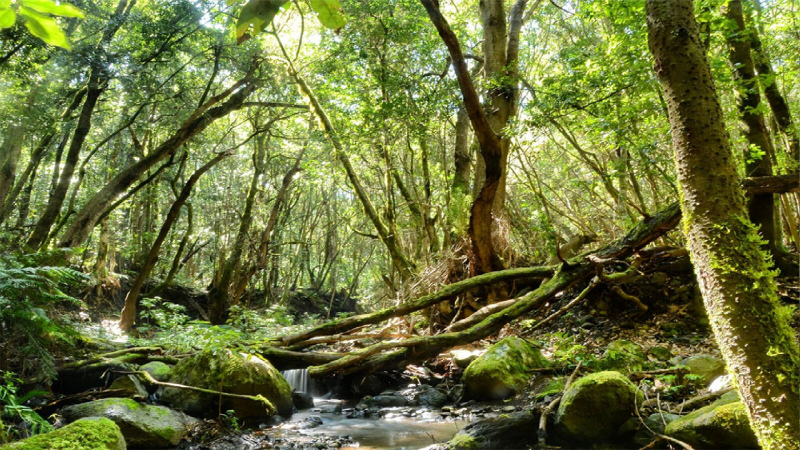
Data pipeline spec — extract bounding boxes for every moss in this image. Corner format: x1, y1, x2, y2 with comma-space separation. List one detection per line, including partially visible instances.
448, 433, 478, 450
3, 417, 124, 450
666, 397, 758, 449
464, 337, 549, 400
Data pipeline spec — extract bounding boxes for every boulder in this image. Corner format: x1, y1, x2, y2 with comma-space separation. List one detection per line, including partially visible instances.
3, 417, 126, 450
450, 349, 482, 369
665, 391, 759, 449
159, 348, 292, 418
680, 355, 726, 387
139, 361, 172, 382
400, 384, 448, 408
60, 398, 197, 449
358, 395, 409, 408
109, 375, 148, 398
648, 346, 672, 362
447, 411, 538, 449
292, 391, 315, 410
463, 337, 549, 400
554, 371, 643, 443
599, 340, 647, 373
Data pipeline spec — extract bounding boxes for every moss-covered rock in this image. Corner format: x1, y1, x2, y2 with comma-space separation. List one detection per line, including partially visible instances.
60, 398, 197, 449
554, 371, 644, 443
159, 348, 292, 418
139, 361, 172, 382
680, 355, 726, 387
446, 411, 538, 449
647, 346, 672, 362
665, 391, 759, 449
109, 375, 148, 398
2, 417, 126, 450
463, 337, 549, 400
599, 340, 647, 373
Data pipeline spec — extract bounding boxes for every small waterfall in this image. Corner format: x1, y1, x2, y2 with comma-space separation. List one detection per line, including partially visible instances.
282, 368, 309, 393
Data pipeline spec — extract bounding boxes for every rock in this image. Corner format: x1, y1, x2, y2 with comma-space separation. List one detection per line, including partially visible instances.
463, 337, 549, 400
292, 391, 315, 409
400, 384, 448, 408
159, 348, 292, 418
599, 340, 647, 373
708, 374, 733, 392
447, 411, 538, 449
60, 398, 198, 449
634, 412, 680, 446
139, 361, 172, 382
648, 346, 672, 362
3, 417, 126, 450
359, 395, 408, 408
110, 375, 149, 398
554, 371, 644, 443
665, 391, 758, 449
451, 349, 482, 369
680, 355, 726, 387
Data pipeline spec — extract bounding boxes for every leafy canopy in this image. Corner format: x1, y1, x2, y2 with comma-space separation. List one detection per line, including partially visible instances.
0, 0, 84, 49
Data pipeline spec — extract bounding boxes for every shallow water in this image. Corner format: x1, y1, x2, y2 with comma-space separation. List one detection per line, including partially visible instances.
273, 400, 470, 450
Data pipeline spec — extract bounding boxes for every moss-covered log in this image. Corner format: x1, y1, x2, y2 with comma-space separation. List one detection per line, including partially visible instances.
307, 202, 681, 377
278, 265, 556, 346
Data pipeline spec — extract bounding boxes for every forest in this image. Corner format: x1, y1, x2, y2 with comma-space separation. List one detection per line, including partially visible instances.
0, 0, 798, 449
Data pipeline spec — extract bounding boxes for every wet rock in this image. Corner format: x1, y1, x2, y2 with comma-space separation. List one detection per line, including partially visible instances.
292, 391, 315, 410
359, 395, 408, 408
680, 355, 726, 387
447, 411, 538, 449
648, 346, 672, 362
61, 398, 198, 448
110, 374, 149, 398
665, 391, 758, 449
3, 417, 125, 450
554, 371, 644, 443
463, 336, 549, 401
139, 361, 172, 382
159, 348, 292, 418
401, 384, 448, 408
599, 340, 647, 373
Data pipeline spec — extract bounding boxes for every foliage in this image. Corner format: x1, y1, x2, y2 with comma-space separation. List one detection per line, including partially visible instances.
0, 0, 83, 49
229, 0, 345, 43
0, 372, 52, 443
138, 297, 190, 330
0, 251, 86, 381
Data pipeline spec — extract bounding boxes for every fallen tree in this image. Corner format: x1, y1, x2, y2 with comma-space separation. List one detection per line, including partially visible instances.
260, 202, 682, 377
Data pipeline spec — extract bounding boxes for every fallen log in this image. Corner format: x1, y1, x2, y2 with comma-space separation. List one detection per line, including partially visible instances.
306, 202, 682, 377
278, 265, 556, 346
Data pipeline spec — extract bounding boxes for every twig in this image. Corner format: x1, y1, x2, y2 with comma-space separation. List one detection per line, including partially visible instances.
628, 367, 688, 381
634, 384, 696, 450
672, 387, 733, 414
532, 277, 599, 330
538, 361, 583, 439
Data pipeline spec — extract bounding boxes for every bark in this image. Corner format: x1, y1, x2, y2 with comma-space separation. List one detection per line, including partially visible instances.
26, 0, 135, 250
646, 2, 800, 448
0, 124, 23, 216
58, 70, 258, 248
119, 150, 232, 331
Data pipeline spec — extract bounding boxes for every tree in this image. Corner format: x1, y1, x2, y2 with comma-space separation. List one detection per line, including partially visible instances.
645, 1, 800, 448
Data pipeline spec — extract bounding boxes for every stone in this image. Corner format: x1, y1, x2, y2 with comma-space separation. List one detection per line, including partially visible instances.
3, 417, 126, 450
447, 411, 538, 449
60, 398, 198, 449
400, 384, 448, 408
463, 337, 549, 401
359, 395, 408, 408
292, 391, 315, 410
680, 355, 726, 387
634, 412, 680, 447
648, 346, 672, 362
109, 375, 148, 398
139, 361, 172, 382
665, 391, 758, 449
599, 340, 647, 373
451, 349, 482, 369
554, 371, 644, 443
159, 348, 292, 418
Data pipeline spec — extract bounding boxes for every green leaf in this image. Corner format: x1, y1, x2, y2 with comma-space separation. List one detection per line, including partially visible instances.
21, 0, 84, 18
0, 0, 11, 8
19, 6, 70, 49
0, 8, 15, 29
309, 0, 345, 30
234, 0, 286, 44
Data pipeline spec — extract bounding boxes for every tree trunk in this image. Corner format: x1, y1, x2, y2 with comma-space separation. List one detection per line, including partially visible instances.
58, 72, 258, 248
724, 0, 796, 274
119, 150, 232, 331
0, 124, 23, 216
646, 2, 800, 449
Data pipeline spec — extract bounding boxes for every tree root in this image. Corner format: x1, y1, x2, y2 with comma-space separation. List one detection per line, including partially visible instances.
538, 361, 583, 439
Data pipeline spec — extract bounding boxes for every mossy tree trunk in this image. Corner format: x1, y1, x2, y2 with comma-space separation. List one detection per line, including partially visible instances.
645, 1, 800, 449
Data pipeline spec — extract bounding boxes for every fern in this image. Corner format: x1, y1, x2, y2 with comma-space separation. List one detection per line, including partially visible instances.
0, 251, 87, 382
